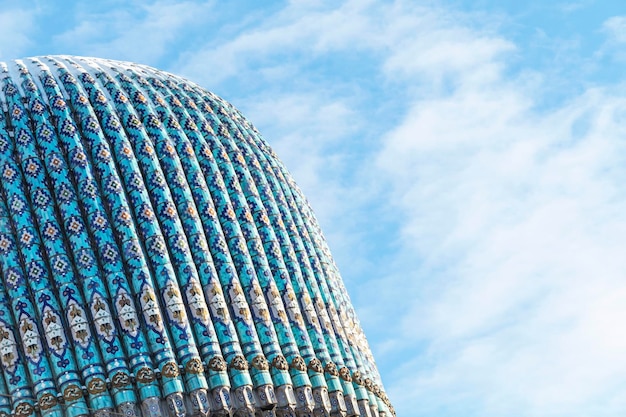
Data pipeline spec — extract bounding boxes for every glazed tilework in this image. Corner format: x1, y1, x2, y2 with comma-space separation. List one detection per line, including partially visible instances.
0, 56, 394, 417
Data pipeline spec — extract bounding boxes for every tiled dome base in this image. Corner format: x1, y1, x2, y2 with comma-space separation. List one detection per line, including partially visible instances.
0, 56, 393, 417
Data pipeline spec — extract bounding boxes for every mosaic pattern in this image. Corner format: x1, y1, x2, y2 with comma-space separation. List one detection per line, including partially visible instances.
0, 56, 393, 417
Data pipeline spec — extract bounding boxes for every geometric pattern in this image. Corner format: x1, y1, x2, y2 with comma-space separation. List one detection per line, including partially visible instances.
0, 56, 393, 417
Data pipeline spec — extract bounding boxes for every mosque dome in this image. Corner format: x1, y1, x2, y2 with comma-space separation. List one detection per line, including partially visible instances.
0, 56, 392, 417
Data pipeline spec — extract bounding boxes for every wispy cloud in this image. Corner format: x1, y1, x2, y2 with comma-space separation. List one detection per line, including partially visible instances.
374, 7, 626, 416
180, 1, 626, 415
380, 82, 626, 414
602, 15, 626, 44
176, 0, 410, 86
52, 1, 211, 65
6, 1, 621, 415
598, 15, 626, 65
241, 91, 363, 242
0, 7, 38, 61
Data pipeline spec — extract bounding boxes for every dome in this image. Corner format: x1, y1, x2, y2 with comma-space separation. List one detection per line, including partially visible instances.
0, 56, 392, 417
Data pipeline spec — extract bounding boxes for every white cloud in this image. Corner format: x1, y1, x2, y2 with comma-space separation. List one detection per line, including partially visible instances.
240, 91, 361, 225
172, 1, 626, 415
558, 1, 591, 13
0, 8, 37, 61
175, 0, 409, 85
53, 1, 209, 65
375, 9, 626, 416
603, 16, 626, 44
2, 0, 625, 416
597, 15, 626, 63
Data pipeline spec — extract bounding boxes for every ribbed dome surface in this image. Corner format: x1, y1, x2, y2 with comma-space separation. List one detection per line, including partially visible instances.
0, 56, 392, 417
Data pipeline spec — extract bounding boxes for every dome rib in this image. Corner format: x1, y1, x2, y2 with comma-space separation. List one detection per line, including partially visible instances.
0, 56, 393, 417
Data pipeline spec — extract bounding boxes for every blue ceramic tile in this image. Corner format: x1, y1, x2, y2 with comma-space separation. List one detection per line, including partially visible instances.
0, 56, 394, 417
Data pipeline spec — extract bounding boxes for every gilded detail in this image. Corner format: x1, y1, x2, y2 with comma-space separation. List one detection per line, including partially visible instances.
14, 402, 35, 416
136, 367, 156, 383
352, 371, 363, 386
325, 361, 339, 377
308, 358, 323, 373
87, 378, 107, 394
186, 357, 204, 374
272, 355, 289, 371
63, 384, 83, 401
338, 367, 352, 382
251, 354, 270, 371
209, 356, 227, 372
111, 371, 131, 388
290, 355, 307, 372
230, 355, 248, 371
162, 361, 180, 378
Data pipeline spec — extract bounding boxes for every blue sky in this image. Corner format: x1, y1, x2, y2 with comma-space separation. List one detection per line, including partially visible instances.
2, 1, 626, 416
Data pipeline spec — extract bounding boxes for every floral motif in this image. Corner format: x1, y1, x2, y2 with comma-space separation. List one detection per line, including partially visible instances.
67, 300, 91, 348
42, 307, 67, 357
0, 320, 18, 373
116, 290, 139, 337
